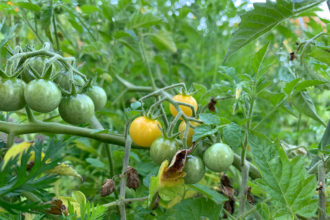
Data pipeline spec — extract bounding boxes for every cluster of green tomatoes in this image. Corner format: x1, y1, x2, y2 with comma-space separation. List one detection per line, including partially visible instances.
0, 57, 107, 125
128, 94, 235, 184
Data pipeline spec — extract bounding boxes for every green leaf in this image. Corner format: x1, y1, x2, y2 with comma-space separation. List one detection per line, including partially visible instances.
320, 121, 330, 150
159, 197, 221, 220
199, 113, 220, 125
223, 122, 242, 149
68, 18, 83, 33
291, 91, 326, 126
86, 158, 105, 168
127, 13, 161, 29
16, 2, 41, 12
309, 47, 330, 65
251, 41, 270, 75
151, 29, 177, 53
192, 125, 220, 142
80, 5, 99, 14
72, 191, 86, 205
295, 80, 327, 92
248, 134, 318, 218
283, 78, 300, 95
73, 140, 98, 155
224, 0, 323, 60
189, 184, 227, 204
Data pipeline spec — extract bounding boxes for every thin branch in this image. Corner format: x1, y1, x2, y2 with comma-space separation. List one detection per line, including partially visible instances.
318, 158, 327, 220
103, 196, 148, 208
119, 123, 132, 220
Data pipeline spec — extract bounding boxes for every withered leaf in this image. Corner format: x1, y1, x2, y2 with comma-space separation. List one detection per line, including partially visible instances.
46, 199, 68, 216
247, 186, 255, 204
160, 149, 188, 186
208, 97, 217, 112
100, 179, 115, 197
126, 166, 140, 191
221, 174, 235, 200
223, 199, 235, 218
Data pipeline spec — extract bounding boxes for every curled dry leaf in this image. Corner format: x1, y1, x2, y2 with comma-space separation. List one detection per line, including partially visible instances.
100, 179, 115, 197
247, 186, 255, 204
208, 97, 217, 112
160, 149, 189, 187
221, 174, 235, 200
220, 174, 235, 218
46, 199, 68, 216
126, 166, 140, 191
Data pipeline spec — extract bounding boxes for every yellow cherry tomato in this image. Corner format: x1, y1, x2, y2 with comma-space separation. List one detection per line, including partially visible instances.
169, 94, 198, 118
178, 120, 200, 146
129, 116, 162, 147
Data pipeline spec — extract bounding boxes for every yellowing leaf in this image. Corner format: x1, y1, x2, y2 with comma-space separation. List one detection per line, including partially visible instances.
48, 163, 82, 180
159, 149, 188, 187
2, 141, 33, 169
57, 196, 81, 217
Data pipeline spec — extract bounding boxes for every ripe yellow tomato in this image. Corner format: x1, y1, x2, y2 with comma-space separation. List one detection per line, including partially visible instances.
169, 94, 198, 118
129, 116, 162, 147
178, 120, 200, 146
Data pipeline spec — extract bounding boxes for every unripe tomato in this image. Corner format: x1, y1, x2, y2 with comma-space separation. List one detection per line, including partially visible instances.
150, 137, 178, 164
24, 79, 62, 113
0, 79, 26, 111
169, 94, 198, 118
59, 94, 95, 125
22, 57, 44, 83
183, 155, 205, 184
129, 116, 162, 147
203, 143, 234, 172
55, 72, 85, 91
178, 120, 200, 146
86, 86, 107, 111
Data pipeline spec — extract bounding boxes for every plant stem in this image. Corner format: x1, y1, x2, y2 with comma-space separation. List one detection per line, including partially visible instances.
7, 132, 15, 147
103, 196, 148, 208
233, 154, 260, 179
52, 6, 60, 52
0, 120, 141, 148
318, 158, 327, 220
119, 124, 132, 220
139, 33, 156, 89
238, 163, 250, 216
239, 96, 255, 215
25, 106, 37, 122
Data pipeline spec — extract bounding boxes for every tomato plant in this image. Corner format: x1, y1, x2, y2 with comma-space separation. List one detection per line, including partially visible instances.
0, 0, 328, 219
169, 94, 198, 118
24, 79, 62, 113
85, 85, 107, 111
129, 116, 162, 147
178, 120, 200, 146
0, 78, 26, 111
150, 136, 178, 164
203, 143, 234, 172
183, 155, 205, 184
59, 94, 95, 125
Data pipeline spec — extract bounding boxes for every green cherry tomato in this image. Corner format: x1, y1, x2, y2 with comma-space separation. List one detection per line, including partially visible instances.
86, 86, 107, 111
150, 137, 178, 165
59, 94, 95, 125
24, 79, 62, 113
183, 155, 205, 184
203, 143, 234, 172
22, 57, 44, 83
0, 79, 26, 111
55, 72, 86, 91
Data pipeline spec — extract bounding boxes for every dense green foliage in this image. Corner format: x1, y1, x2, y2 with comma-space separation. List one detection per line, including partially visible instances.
0, 0, 329, 219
